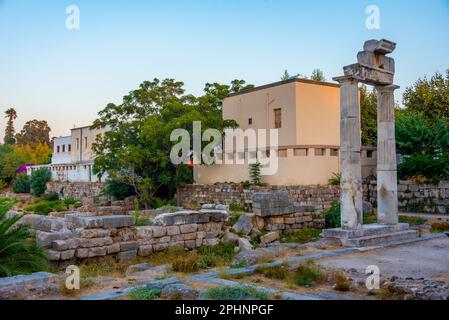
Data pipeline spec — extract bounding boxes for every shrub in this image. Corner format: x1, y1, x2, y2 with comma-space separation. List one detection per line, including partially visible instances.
12, 174, 30, 194
41, 191, 59, 201
323, 203, 341, 228
127, 287, 161, 300
151, 197, 176, 209
25, 200, 66, 215
30, 167, 51, 197
63, 198, 82, 209
333, 271, 352, 292
203, 286, 268, 300
198, 243, 235, 267
103, 179, 135, 200
255, 265, 288, 280
249, 162, 262, 186
229, 201, 244, 213
280, 228, 322, 244
430, 221, 449, 232
398, 215, 427, 226
328, 172, 341, 186
171, 252, 200, 273
0, 198, 49, 277
293, 262, 326, 287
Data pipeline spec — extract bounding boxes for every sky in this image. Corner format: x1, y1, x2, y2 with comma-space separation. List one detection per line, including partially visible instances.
0, 0, 448, 141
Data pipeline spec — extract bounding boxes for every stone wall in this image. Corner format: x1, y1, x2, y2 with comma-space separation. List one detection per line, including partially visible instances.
22, 206, 228, 263
364, 180, 449, 214
178, 181, 449, 215
46, 181, 109, 204
177, 183, 340, 212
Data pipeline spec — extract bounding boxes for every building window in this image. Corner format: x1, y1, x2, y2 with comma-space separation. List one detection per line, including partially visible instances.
85, 137, 88, 148
294, 148, 308, 156
249, 151, 257, 160
76, 138, 79, 150
274, 108, 282, 129
248, 118, 253, 125
330, 149, 339, 156
62, 145, 65, 152
314, 148, 326, 156
238, 152, 245, 160
366, 150, 374, 158
277, 149, 287, 158
68, 144, 71, 152
57, 146, 60, 153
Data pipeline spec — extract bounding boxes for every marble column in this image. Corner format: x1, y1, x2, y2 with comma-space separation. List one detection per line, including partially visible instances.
336, 76, 363, 230
376, 85, 400, 225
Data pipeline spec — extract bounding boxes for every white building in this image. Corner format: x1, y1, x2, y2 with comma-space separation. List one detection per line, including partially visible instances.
27, 125, 109, 182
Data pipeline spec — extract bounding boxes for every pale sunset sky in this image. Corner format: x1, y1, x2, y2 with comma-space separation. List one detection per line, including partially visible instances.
0, 0, 448, 141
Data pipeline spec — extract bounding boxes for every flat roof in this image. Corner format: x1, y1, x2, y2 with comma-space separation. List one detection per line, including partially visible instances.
227, 77, 340, 98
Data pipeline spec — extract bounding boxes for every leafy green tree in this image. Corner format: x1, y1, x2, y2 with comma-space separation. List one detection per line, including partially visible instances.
396, 112, 449, 181
4, 108, 17, 145
0, 144, 28, 183
402, 70, 449, 121
15, 119, 51, 147
103, 179, 136, 200
310, 69, 326, 82
0, 197, 49, 277
360, 85, 378, 146
12, 174, 31, 194
30, 167, 51, 197
92, 78, 253, 207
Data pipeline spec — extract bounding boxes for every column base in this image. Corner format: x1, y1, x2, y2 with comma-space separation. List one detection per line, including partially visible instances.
322, 223, 418, 247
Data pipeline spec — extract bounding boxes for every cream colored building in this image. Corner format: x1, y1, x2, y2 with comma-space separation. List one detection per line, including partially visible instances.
27, 125, 109, 182
194, 78, 376, 185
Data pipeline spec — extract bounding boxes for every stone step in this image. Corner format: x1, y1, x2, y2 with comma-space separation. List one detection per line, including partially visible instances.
343, 229, 419, 247
323, 223, 410, 239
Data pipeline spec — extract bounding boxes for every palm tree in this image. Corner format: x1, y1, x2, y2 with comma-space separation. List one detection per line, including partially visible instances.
4, 108, 17, 145
0, 198, 49, 277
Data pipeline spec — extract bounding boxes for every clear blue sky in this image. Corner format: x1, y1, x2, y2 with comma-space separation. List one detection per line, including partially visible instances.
1, 0, 448, 140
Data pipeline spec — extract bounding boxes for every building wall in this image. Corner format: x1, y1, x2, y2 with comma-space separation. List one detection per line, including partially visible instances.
71, 126, 106, 163
52, 136, 72, 164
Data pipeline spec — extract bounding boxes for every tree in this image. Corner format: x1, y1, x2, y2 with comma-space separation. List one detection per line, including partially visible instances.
0, 198, 49, 277
360, 85, 378, 146
396, 112, 449, 181
402, 70, 449, 121
13, 143, 52, 165
0, 144, 28, 184
12, 174, 31, 194
92, 78, 254, 207
15, 120, 51, 147
310, 69, 326, 82
30, 167, 51, 197
281, 70, 290, 81
4, 108, 17, 145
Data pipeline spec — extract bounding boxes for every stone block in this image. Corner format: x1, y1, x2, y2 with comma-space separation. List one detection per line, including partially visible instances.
158, 236, 171, 244
78, 237, 113, 248
36, 230, 73, 248
120, 241, 138, 251
52, 239, 79, 251
184, 240, 196, 250
260, 231, 280, 245
60, 250, 76, 260
151, 226, 167, 238
46, 249, 61, 261
75, 228, 111, 239
88, 247, 107, 258
117, 250, 137, 262
166, 226, 180, 236
102, 216, 135, 228
107, 243, 120, 254
183, 232, 197, 241
232, 215, 253, 235
76, 248, 89, 258
138, 245, 153, 257
135, 226, 153, 239
170, 234, 184, 242
161, 283, 197, 300
180, 224, 198, 234
202, 238, 219, 246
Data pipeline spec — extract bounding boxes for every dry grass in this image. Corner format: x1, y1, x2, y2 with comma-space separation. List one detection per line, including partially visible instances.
79, 256, 129, 279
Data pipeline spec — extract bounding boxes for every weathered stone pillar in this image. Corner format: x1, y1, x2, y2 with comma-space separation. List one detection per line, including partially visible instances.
335, 76, 363, 230
376, 84, 400, 225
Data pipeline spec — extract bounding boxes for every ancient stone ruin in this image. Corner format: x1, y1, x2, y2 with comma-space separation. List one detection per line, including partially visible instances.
324, 39, 419, 246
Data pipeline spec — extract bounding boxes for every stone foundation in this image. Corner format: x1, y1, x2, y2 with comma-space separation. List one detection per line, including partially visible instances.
46, 181, 109, 204
23, 207, 228, 263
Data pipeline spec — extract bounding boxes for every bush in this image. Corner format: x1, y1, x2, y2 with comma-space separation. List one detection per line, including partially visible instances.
0, 197, 49, 277
229, 201, 244, 213
30, 168, 51, 197
12, 174, 30, 194
103, 179, 135, 200
25, 200, 66, 215
323, 203, 341, 228
63, 198, 82, 208
171, 252, 200, 273
41, 191, 59, 201
127, 287, 161, 300
293, 262, 326, 287
151, 197, 176, 209
203, 286, 268, 300
255, 265, 288, 280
